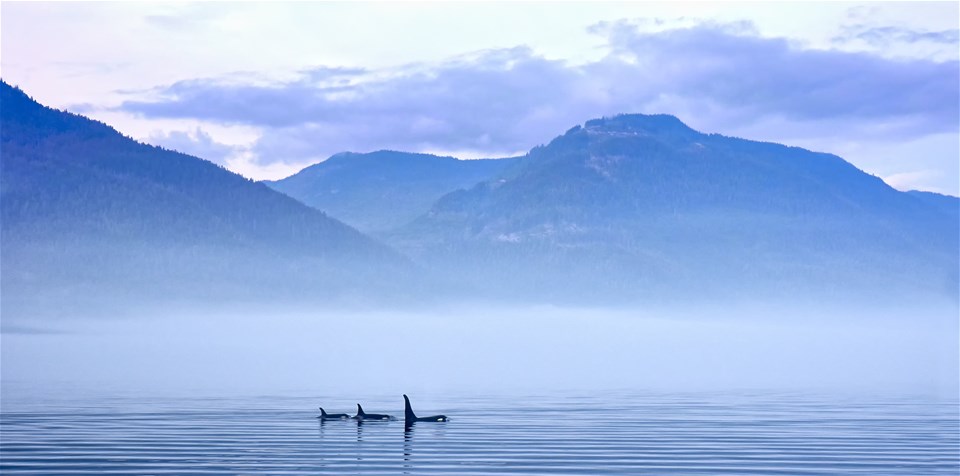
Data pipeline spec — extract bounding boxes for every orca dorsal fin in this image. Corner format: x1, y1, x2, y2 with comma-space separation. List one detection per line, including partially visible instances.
320, 407, 328, 417
356, 404, 365, 416
403, 394, 417, 421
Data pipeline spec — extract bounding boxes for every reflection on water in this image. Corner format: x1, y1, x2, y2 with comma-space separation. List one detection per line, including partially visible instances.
2, 392, 957, 475
404, 424, 412, 473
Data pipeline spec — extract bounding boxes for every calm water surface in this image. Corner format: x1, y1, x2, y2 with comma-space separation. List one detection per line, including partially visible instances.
1, 392, 957, 475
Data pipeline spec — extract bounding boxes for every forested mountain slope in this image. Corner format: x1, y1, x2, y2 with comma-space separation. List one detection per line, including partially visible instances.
1, 81, 410, 319
391, 114, 958, 304
267, 151, 520, 232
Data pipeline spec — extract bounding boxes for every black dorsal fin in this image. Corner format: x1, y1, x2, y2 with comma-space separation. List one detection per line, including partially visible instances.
403, 394, 417, 421
320, 407, 328, 417
356, 404, 365, 416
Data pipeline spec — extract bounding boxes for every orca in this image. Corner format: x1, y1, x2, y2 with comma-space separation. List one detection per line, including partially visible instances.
317, 407, 350, 420
403, 394, 448, 424
354, 404, 396, 421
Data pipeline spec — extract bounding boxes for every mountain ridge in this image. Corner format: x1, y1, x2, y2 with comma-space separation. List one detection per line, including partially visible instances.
3, 82, 955, 312
267, 150, 521, 232
1, 80, 412, 319
387, 113, 957, 304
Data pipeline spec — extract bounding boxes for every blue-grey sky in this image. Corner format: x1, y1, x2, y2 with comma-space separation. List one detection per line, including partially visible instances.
2, 2, 958, 195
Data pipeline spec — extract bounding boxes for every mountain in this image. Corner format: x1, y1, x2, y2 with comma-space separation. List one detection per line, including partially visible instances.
0, 81, 409, 319
907, 190, 960, 221
391, 114, 959, 304
266, 151, 520, 232
4, 82, 954, 311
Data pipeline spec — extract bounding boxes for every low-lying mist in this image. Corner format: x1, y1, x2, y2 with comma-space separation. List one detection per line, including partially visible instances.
3, 303, 957, 402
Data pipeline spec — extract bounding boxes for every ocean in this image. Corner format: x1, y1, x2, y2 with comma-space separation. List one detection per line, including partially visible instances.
2, 391, 957, 475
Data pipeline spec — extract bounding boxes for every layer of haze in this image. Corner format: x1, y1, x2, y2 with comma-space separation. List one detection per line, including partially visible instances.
3, 305, 957, 402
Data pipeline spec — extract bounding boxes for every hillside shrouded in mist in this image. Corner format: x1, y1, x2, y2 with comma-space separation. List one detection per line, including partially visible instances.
0, 81, 412, 321
266, 151, 521, 233
1, 80, 957, 322
387, 114, 958, 304
271, 113, 957, 306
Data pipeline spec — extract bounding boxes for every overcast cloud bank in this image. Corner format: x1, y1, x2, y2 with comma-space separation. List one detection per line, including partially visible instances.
121, 21, 959, 194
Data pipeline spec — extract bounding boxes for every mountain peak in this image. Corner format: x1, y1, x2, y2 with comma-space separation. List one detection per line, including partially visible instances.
581, 113, 698, 137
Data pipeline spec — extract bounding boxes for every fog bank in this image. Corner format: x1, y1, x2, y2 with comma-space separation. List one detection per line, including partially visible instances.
3, 305, 956, 402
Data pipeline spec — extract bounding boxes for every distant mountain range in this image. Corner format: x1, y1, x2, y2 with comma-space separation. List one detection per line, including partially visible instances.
385, 115, 957, 302
266, 151, 520, 232
0, 81, 409, 319
269, 113, 960, 304
2, 81, 956, 317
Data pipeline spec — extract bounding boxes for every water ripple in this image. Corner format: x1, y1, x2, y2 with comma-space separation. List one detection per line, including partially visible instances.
2, 394, 957, 475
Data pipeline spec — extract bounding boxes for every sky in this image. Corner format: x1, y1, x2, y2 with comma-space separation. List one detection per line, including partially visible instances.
2, 2, 958, 195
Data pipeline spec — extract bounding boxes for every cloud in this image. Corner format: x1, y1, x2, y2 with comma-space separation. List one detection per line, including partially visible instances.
883, 170, 945, 193
118, 21, 959, 176
148, 127, 239, 165
297, 66, 368, 83
142, 3, 232, 32
592, 20, 958, 128
834, 24, 960, 47
124, 46, 595, 161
